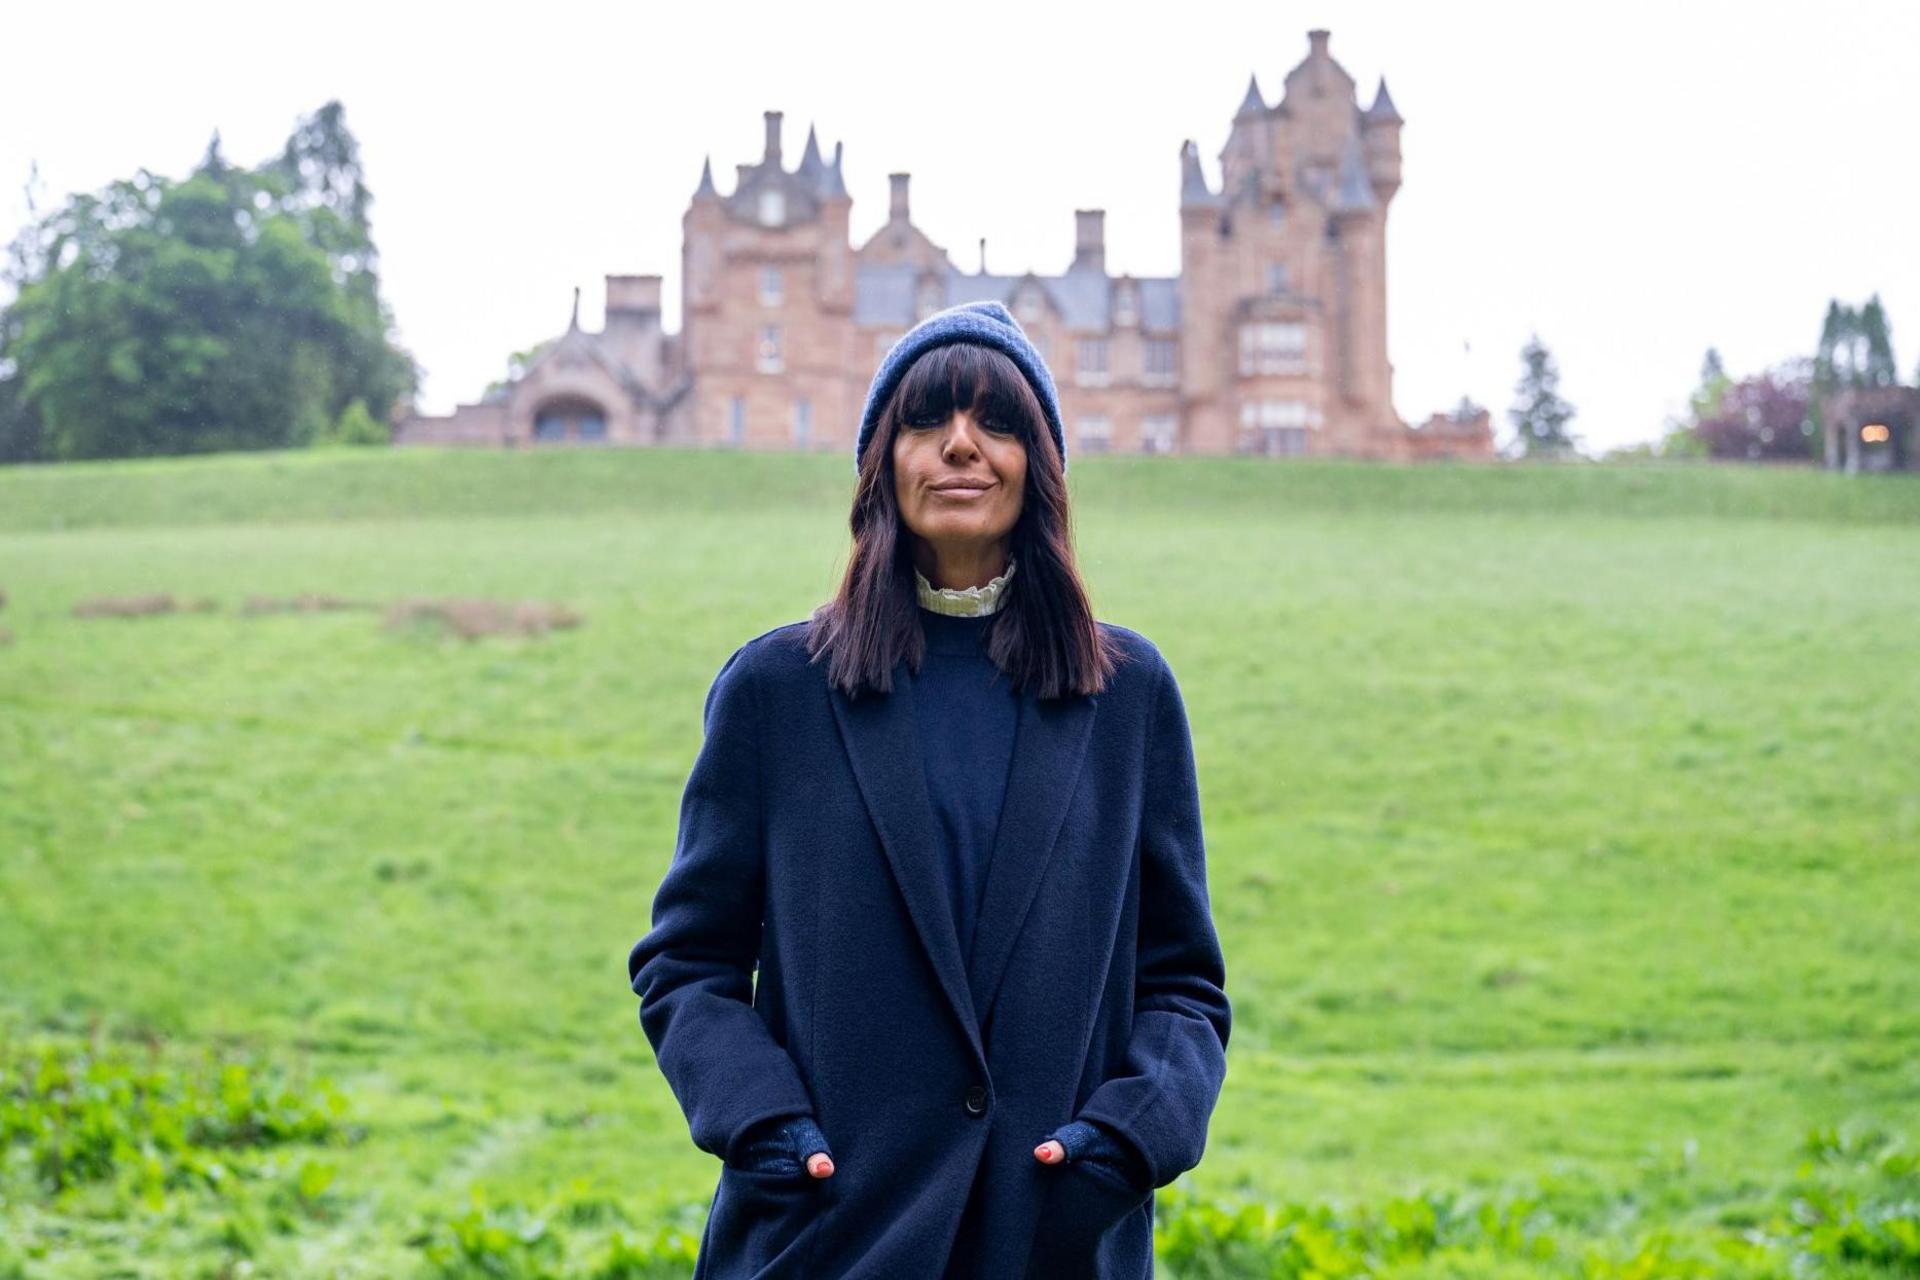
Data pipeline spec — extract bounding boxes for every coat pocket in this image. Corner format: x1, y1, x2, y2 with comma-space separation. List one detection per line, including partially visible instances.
698, 1164, 827, 1280
1027, 1159, 1151, 1278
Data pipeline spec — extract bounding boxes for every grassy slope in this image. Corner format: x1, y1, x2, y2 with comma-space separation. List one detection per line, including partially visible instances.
1, 448, 1917, 1273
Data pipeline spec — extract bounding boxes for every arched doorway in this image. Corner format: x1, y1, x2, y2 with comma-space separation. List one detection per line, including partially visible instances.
531, 396, 610, 445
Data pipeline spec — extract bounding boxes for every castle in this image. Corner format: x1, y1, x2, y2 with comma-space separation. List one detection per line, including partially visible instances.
396, 30, 1491, 461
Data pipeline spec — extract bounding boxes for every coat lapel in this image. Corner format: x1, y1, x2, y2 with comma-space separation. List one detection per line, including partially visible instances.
828, 668, 986, 1068
828, 660, 1101, 1062
965, 685, 1098, 1036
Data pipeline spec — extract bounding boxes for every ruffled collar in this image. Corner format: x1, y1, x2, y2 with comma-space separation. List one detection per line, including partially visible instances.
914, 555, 1017, 617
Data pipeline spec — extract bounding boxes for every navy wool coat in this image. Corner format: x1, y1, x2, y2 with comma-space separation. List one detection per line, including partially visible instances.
627, 618, 1231, 1279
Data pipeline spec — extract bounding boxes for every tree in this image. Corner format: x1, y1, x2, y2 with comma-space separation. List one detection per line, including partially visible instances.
1691, 347, 1731, 421
0, 102, 417, 462
1507, 334, 1578, 459
484, 339, 558, 399
1693, 360, 1815, 462
315, 398, 388, 448
1815, 296, 1898, 392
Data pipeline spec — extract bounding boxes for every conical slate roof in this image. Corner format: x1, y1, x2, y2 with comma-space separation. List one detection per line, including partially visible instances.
1180, 139, 1221, 207
1236, 73, 1265, 116
1364, 77, 1403, 125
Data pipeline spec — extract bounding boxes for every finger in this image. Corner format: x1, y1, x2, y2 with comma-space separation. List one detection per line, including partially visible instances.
1033, 1140, 1065, 1164
806, 1152, 835, 1178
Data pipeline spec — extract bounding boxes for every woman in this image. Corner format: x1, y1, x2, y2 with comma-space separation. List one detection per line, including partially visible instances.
628, 300, 1230, 1279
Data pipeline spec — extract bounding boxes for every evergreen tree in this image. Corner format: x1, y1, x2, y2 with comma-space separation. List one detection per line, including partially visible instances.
1689, 347, 1731, 423
1507, 334, 1578, 458
1858, 295, 1896, 387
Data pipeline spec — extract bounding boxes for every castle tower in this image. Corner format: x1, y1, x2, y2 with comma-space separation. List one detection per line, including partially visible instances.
1179, 29, 1405, 458
681, 110, 859, 451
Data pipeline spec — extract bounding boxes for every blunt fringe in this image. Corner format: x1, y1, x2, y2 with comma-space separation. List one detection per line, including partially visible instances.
804, 341, 1124, 701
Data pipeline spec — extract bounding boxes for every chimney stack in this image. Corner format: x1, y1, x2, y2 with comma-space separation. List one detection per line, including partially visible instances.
978, 237, 987, 274
763, 110, 783, 164
1308, 29, 1330, 56
889, 172, 911, 222
1072, 209, 1105, 274
605, 273, 662, 315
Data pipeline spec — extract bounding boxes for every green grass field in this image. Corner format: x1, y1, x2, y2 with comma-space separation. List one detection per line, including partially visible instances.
2, 448, 1918, 1278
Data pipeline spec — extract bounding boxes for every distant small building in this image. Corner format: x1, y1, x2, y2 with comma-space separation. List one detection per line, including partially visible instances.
1820, 385, 1916, 472
399, 30, 1488, 462
1409, 403, 1496, 460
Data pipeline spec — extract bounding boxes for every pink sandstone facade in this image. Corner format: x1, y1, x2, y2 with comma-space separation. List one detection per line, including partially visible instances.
397, 30, 1492, 462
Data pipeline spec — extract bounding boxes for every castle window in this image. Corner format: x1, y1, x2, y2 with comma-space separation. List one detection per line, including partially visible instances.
727, 396, 746, 445
1143, 338, 1178, 385
1238, 399, 1318, 456
760, 267, 783, 306
757, 324, 784, 374
1015, 288, 1044, 323
1077, 415, 1112, 454
793, 398, 812, 447
1238, 322, 1307, 375
1141, 414, 1178, 454
758, 189, 785, 227
1266, 263, 1290, 295
1075, 338, 1109, 387
1113, 286, 1137, 327
1268, 200, 1286, 227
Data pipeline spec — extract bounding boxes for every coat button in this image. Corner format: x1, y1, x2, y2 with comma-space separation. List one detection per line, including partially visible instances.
963, 1084, 989, 1117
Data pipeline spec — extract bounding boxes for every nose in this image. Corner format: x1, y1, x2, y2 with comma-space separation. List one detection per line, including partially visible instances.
940, 412, 983, 461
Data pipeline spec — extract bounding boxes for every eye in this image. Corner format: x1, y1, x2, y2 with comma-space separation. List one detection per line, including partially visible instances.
979, 417, 1013, 434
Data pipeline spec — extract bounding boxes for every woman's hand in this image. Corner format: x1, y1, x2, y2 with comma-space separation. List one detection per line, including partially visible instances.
740, 1114, 836, 1178
1033, 1118, 1153, 1189
789, 1114, 835, 1177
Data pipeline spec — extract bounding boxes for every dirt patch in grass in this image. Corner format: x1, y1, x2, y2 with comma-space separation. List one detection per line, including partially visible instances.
383, 597, 585, 641
71, 593, 219, 618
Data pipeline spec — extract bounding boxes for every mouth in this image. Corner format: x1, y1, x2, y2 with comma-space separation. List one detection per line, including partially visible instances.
931, 481, 994, 497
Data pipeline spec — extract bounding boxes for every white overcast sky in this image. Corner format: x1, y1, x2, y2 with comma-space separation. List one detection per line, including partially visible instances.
3, 0, 1914, 454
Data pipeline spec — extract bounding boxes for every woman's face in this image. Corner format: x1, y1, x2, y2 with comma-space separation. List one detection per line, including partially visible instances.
892, 404, 1027, 560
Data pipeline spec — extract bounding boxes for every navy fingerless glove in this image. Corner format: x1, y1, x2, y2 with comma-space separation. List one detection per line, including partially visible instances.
1044, 1118, 1152, 1192
736, 1113, 831, 1174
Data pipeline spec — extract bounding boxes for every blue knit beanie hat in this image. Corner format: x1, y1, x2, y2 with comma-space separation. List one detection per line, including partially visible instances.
854, 300, 1067, 476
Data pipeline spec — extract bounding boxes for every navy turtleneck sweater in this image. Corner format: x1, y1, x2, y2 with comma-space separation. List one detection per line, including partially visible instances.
910, 607, 1020, 965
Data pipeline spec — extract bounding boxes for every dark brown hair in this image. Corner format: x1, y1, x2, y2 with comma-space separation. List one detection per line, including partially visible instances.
805, 341, 1123, 701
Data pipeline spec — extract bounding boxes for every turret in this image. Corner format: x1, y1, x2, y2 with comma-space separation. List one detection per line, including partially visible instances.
1236, 73, 1266, 118
1361, 78, 1403, 201
1179, 139, 1221, 210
